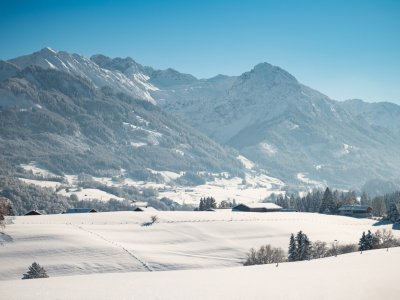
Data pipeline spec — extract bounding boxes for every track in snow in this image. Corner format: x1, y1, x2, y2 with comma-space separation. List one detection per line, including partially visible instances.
72, 224, 153, 272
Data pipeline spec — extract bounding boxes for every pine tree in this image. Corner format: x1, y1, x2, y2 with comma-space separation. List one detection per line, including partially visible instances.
288, 233, 297, 262
387, 203, 399, 222
360, 192, 370, 206
365, 230, 374, 250
22, 262, 49, 279
208, 197, 217, 209
295, 231, 303, 258
358, 231, 367, 251
299, 234, 312, 260
295, 231, 312, 260
199, 198, 205, 211
320, 188, 335, 214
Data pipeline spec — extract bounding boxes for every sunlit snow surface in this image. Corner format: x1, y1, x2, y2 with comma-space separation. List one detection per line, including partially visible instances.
1, 211, 398, 282
1, 248, 400, 300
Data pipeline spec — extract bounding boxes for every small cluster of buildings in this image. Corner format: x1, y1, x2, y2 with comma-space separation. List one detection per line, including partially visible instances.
24, 205, 157, 216
207, 202, 373, 218
24, 208, 98, 215
24, 203, 373, 218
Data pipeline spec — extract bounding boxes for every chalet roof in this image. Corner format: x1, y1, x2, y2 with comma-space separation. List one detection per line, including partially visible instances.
338, 205, 371, 211
134, 206, 158, 212
64, 208, 97, 214
237, 203, 282, 210
24, 210, 46, 215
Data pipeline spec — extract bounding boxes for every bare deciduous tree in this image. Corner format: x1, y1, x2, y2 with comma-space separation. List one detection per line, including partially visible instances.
244, 244, 285, 266
0, 197, 12, 230
311, 241, 328, 259
150, 215, 158, 224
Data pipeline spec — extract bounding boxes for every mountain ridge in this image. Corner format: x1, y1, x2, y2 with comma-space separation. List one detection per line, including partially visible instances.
2, 48, 400, 190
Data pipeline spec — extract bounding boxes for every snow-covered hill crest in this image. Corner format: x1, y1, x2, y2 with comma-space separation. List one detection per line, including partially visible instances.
9, 47, 156, 103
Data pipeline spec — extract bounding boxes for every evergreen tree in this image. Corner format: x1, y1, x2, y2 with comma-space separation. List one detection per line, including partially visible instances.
358, 231, 374, 251
360, 192, 371, 206
22, 262, 49, 279
277, 195, 288, 209
299, 234, 312, 260
387, 202, 399, 222
288, 233, 297, 262
199, 198, 205, 211
320, 188, 335, 214
365, 230, 374, 250
208, 197, 217, 209
358, 231, 367, 251
295, 231, 312, 260
295, 231, 304, 260
198, 197, 217, 211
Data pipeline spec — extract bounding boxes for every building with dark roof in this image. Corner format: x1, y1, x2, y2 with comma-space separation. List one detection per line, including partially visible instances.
339, 205, 372, 218
233, 203, 282, 212
24, 210, 46, 216
63, 208, 97, 214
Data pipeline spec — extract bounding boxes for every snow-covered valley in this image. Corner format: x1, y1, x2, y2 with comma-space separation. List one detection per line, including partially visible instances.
1, 211, 399, 299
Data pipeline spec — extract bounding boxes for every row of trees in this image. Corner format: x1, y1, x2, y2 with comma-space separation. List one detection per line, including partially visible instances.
268, 187, 400, 219
358, 229, 395, 251
244, 228, 400, 266
195, 197, 237, 211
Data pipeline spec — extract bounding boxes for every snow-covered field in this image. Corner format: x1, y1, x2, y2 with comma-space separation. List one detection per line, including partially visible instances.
1, 211, 397, 283
18, 178, 62, 189
1, 247, 399, 300
58, 188, 124, 201
18, 162, 285, 205
158, 173, 284, 204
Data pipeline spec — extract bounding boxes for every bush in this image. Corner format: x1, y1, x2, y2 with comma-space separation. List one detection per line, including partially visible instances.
22, 262, 49, 279
337, 243, 358, 255
373, 229, 397, 250
244, 244, 285, 266
0, 197, 13, 230
310, 241, 328, 259
150, 215, 158, 224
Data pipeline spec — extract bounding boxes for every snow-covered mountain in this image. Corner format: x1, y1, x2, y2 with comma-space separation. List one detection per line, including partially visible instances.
2, 48, 400, 190
341, 99, 400, 135
9, 47, 156, 103
0, 51, 245, 181
141, 62, 400, 189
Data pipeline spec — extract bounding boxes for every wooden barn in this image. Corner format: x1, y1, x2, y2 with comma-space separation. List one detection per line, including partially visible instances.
134, 206, 158, 212
232, 203, 282, 212
63, 208, 97, 214
338, 205, 372, 218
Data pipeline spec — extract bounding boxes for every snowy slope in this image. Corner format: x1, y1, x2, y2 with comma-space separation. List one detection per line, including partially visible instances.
1, 211, 397, 281
150, 62, 400, 189
0, 248, 400, 300
9, 47, 155, 103
1, 245, 399, 300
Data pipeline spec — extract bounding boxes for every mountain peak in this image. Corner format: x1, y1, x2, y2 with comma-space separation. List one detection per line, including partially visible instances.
39, 47, 57, 55
250, 62, 298, 83
90, 54, 151, 76
253, 62, 274, 70
233, 62, 298, 93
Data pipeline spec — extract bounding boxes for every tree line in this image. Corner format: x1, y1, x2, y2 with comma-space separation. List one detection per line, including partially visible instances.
268, 187, 400, 219
244, 228, 400, 266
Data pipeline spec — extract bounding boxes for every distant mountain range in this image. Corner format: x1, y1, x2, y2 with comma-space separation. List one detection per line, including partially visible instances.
1, 48, 400, 191
0, 48, 244, 183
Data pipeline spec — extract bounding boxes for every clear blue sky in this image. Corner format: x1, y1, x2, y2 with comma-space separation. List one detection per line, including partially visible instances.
1, 0, 399, 103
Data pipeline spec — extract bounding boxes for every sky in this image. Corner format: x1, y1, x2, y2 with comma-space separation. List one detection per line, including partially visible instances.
1, 0, 399, 103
